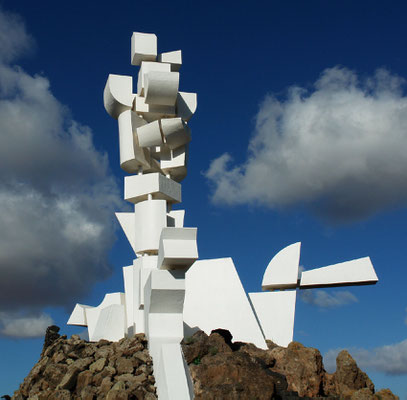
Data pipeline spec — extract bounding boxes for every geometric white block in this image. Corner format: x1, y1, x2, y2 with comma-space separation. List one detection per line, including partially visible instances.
160, 145, 188, 182
85, 293, 126, 342
158, 227, 198, 270
115, 212, 136, 254
161, 118, 191, 150
67, 304, 93, 326
176, 92, 197, 122
133, 94, 176, 122
145, 270, 186, 314
137, 61, 171, 96
124, 173, 181, 204
89, 304, 127, 342
117, 110, 150, 173
300, 257, 378, 288
145, 71, 179, 106
144, 270, 186, 343
184, 258, 268, 349
155, 343, 194, 400
103, 74, 134, 119
158, 50, 182, 72
167, 210, 185, 228
123, 265, 136, 336
131, 32, 157, 66
137, 255, 159, 308
137, 120, 164, 148
134, 199, 167, 254
249, 290, 297, 347
262, 242, 301, 291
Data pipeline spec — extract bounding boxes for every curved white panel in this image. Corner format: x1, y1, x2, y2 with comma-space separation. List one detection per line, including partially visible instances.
103, 74, 133, 119
262, 242, 301, 290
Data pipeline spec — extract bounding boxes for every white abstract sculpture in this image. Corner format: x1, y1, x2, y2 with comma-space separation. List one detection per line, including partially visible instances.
68, 31, 379, 399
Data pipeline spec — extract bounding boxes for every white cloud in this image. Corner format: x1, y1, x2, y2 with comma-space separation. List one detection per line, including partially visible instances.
0, 7, 121, 327
206, 66, 407, 222
324, 339, 407, 375
0, 311, 53, 338
300, 289, 358, 308
0, 6, 34, 63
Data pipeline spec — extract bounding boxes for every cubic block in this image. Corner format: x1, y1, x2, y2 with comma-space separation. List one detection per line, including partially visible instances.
137, 61, 171, 96
158, 227, 198, 270
133, 94, 176, 122
158, 50, 182, 72
262, 242, 301, 291
137, 120, 164, 148
117, 110, 151, 173
144, 270, 186, 342
161, 118, 191, 150
145, 71, 179, 106
134, 199, 167, 254
160, 145, 188, 182
145, 269, 186, 313
131, 32, 157, 66
124, 172, 181, 204
104, 74, 134, 119
183, 258, 268, 350
249, 291, 297, 347
176, 92, 197, 122
300, 257, 378, 288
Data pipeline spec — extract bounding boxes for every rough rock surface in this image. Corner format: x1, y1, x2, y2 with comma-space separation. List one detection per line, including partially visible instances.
11, 333, 157, 399
8, 327, 399, 400
181, 330, 400, 400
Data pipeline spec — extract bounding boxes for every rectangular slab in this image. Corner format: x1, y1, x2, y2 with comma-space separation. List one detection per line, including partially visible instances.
124, 173, 181, 204
300, 257, 378, 288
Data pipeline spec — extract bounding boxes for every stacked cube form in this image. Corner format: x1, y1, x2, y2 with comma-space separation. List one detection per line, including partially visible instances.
69, 32, 197, 399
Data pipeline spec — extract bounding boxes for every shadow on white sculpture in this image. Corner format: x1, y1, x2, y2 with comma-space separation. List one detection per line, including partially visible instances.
67, 31, 379, 400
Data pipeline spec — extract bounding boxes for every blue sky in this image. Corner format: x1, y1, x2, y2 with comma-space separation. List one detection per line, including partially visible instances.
0, 0, 406, 397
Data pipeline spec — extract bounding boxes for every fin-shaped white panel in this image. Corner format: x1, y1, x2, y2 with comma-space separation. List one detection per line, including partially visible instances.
184, 258, 268, 350
67, 304, 93, 326
249, 291, 296, 347
262, 242, 301, 290
85, 293, 126, 342
115, 212, 136, 254
300, 257, 378, 288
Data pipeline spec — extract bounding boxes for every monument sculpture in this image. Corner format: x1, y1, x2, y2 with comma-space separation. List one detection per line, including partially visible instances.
67, 32, 379, 399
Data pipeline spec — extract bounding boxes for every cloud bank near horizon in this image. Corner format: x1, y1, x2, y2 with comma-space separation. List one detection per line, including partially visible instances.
205, 66, 407, 222
0, 7, 121, 337
324, 338, 407, 375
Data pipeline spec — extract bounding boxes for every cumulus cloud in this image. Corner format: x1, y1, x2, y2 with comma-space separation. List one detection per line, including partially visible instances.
205, 66, 407, 221
324, 339, 407, 375
0, 7, 121, 334
0, 311, 53, 338
300, 290, 358, 308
